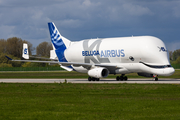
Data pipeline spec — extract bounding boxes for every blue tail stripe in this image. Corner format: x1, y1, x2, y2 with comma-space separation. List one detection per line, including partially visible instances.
55, 45, 67, 62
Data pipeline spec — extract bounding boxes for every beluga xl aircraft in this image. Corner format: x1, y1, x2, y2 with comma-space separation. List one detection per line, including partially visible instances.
6, 22, 175, 81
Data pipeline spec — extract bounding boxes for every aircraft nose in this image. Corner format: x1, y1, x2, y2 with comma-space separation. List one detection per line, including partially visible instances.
168, 67, 175, 76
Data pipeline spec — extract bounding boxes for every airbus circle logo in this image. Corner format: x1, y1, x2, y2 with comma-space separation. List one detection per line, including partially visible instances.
157, 46, 167, 52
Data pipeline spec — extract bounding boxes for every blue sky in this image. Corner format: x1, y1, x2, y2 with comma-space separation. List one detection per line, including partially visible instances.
0, 0, 180, 52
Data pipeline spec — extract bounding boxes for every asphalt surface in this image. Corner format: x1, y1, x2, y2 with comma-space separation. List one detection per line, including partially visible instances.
0, 78, 180, 84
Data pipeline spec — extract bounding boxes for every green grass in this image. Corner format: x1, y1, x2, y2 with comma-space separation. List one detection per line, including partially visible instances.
0, 83, 180, 120
0, 69, 179, 79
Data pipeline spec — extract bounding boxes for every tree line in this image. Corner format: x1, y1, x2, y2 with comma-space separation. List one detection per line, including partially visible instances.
169, 50, 180, 64
0, 37, 180, 67
0, 37, 53, 67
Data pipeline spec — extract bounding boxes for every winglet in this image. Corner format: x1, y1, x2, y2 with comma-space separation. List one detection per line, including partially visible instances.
5, 56, 13, 60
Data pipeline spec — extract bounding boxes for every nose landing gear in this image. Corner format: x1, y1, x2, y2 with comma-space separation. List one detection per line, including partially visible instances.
153, 75, 158, 81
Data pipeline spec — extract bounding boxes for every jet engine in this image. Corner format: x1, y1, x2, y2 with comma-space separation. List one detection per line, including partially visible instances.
88, 67, 109, 78
138, 73, 153, 77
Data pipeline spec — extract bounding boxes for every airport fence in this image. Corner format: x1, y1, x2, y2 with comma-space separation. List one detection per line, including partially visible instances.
0, 66, 64, 71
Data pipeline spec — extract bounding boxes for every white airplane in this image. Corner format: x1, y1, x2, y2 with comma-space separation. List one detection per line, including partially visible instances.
6, 22, 175, 81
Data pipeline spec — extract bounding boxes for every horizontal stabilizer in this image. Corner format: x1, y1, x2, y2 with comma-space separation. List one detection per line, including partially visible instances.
5, 56, 12, 60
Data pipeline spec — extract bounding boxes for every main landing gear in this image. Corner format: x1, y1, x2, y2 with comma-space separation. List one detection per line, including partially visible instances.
116, 74, 128, 81
88, 77, 100, 81
88, 74, 128, 81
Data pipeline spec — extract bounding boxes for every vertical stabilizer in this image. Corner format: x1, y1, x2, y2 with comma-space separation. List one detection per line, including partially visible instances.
48, 22, 71, 62
22, 43, 29, 59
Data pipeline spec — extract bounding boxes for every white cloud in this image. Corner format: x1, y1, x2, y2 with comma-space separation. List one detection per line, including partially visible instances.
0, 0, 179, 49
83, 0, 91, 6
60, 19, 82, 28
122, 3, 154, 16
31, 10, 44, 20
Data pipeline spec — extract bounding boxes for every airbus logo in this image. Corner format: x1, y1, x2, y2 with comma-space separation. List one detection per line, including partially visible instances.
82, 49, 125, 58
158, 47, 167, 52
100, 49, 125, 58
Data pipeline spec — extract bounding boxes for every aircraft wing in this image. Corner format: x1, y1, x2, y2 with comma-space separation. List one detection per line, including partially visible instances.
5, 56, 121, 71
29, 56, 58, 61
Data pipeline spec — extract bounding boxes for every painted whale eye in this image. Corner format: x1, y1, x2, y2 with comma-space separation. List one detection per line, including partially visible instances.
129, 56, 134, 61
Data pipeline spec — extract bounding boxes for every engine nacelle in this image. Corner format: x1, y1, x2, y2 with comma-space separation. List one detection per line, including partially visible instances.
138, 73, 153, 77
88, 67, 109, 78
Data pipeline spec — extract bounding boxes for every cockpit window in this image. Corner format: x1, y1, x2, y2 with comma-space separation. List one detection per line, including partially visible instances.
140, 61, 172, 69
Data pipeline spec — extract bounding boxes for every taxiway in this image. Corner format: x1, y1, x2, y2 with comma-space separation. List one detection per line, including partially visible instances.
0, 78, 180, 84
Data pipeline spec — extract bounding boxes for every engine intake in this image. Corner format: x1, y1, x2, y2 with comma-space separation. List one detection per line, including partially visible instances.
88, 67, 109, 78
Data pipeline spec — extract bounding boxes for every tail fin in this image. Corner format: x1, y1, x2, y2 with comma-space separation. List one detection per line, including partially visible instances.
22, 43, 29, 59
48, 22, 71, 62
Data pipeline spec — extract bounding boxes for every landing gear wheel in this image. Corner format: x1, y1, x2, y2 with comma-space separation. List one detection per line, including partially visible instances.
92, 77, 96, 81
88, 77, 100, 81
116, 75, 128, 81
88, 77, 91, 81
116, 76, 120, 81
124, 76, 128, 81
155, 77, 158, 81
96, 78, 100, 81
120, 76, 124, 81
